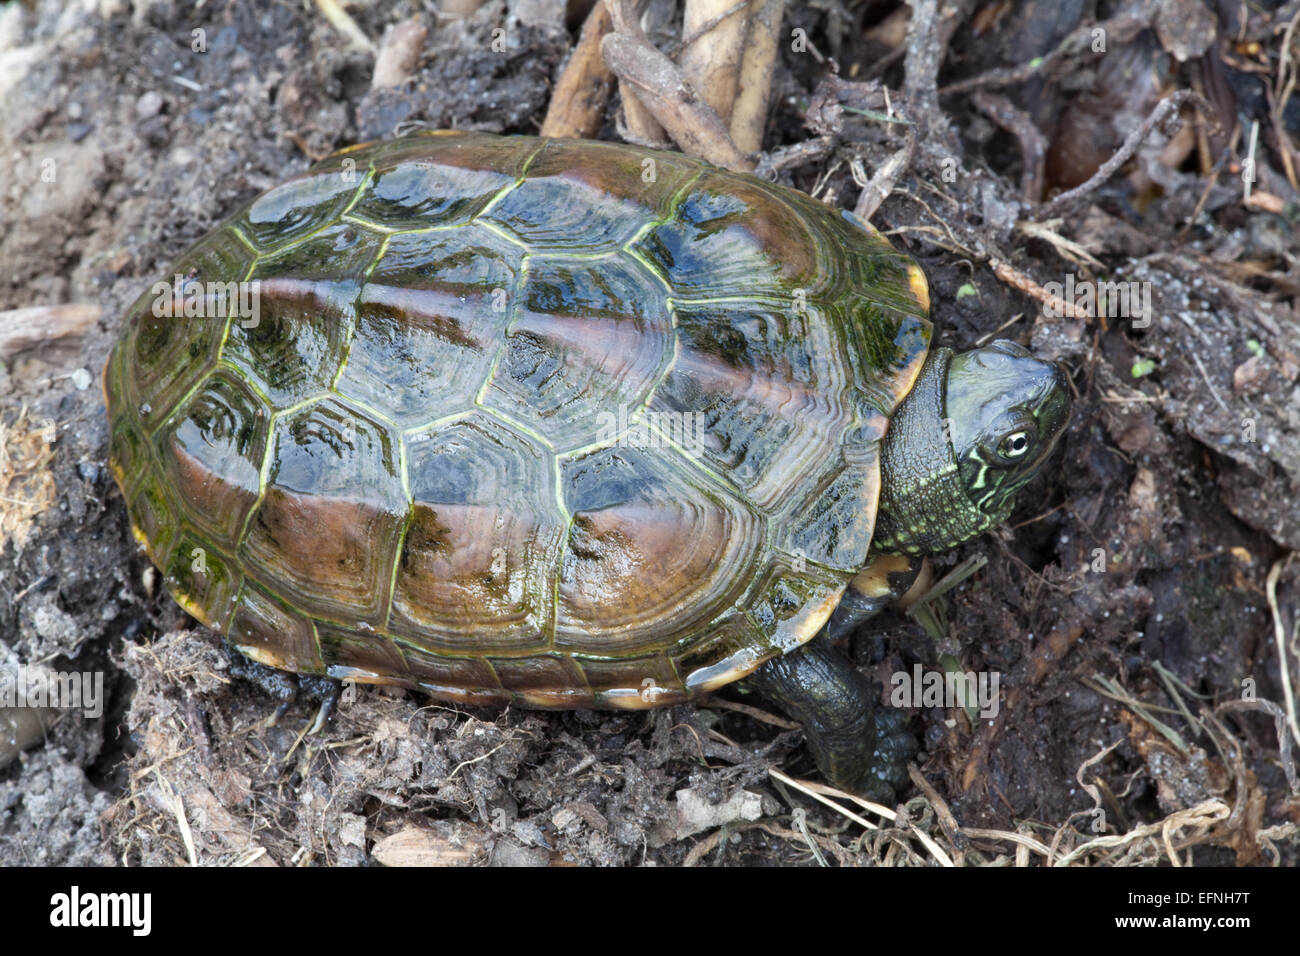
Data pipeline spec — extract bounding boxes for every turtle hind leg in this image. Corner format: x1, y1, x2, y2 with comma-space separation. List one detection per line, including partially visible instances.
741, 633, 915, 802
225, 645, 339, 731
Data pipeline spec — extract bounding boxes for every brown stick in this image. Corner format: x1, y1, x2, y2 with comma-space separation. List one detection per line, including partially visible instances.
679, 0, 750, 127
370, 17, 428, 90
601, 31, 752, 169
0, 304, 99, 360
854, 121, 917, 221
603, 1, 669, 147
989, 259, 1089, 320
439, 0, 487, 17
972, 90, 1046, 201
540, 1, 615, 138
730, 0, 784, 154
1033, 90, 1215, 219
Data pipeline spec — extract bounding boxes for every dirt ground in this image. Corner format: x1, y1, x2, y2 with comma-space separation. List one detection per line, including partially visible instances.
1, 0, 1298, 867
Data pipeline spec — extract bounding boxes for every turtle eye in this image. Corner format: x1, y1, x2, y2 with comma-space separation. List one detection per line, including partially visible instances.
998, 430, 1033, 461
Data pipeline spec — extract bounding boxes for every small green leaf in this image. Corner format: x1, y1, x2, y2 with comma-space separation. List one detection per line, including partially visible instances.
1028, 56, 1044, 69
956, 283, 979, 300
1131, 357, 1156, 378
1246, 339, 1265, 358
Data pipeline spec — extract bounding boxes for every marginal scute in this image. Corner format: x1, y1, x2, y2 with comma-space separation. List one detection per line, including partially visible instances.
106, 412, 150, 502
395, 641, 507, 706
164, 535, 242, 635
242, 399, 406, 626
318, 623, 409, 684
578, 655, 686, 708
907, 263, 931, 313
836, 299, 932, 418
673, 615, 768, 693
123, 225, 237, 433
228, 583, 322, 674
130, 480, 177, 570
490, 654, 592, 708
780, 440, 883, 572
743, 557, 849, 648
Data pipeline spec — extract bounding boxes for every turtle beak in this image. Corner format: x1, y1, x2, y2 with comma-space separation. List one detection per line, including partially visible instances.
1036, 358, 1072, 449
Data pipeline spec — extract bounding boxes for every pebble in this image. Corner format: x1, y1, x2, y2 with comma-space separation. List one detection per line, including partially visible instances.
136, 90, 164, 120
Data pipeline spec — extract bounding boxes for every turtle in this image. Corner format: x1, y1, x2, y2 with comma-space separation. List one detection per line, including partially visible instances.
104, 131, 1071, 800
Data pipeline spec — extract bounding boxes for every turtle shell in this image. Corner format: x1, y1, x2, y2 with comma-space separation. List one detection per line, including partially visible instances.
104, 131, 932, 709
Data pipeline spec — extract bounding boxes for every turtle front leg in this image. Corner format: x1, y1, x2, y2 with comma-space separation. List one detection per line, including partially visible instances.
742, 554, 923, 800
742, 633, 915, 801
823, 553, 923, 642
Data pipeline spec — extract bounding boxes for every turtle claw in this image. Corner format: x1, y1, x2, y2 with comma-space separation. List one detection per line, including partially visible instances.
266, 700, 292, 729
302, 678, 340, 735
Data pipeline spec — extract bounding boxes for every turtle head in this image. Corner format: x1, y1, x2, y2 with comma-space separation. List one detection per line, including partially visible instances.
946, 339, 1072, 521
874, 340, 1071, 556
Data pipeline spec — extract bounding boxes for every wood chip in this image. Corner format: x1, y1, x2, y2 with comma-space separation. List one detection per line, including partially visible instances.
372, 822, 488, 866
0, 304, 99, 360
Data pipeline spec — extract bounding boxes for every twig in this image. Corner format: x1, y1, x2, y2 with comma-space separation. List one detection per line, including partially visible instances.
852, 116, 917, 221
907, 766, 967, 860
1189, 350, 1231, 415
605, 0, 669, 147
0, 304, 99, 360
370, 18, 427, 90
972, 90, 1046, 201
1264, 558, 1300, 748
677, 0, 750, 54
753, 136, 833, 179
704, 697, 800, 729
154, 768, 198, 866
679, 0, 749, 126
941, 4, 1157, 95
540, 0, 614, 138
601, 31, 751, 170
1033, 91, 1216, 219
730, 0, 785, 155
989, 258, 1088, 319
313, 0, 375, 54
768, 768, 956, 867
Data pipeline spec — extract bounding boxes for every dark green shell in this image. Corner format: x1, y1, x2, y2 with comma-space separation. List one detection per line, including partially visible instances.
104, 131, 931, 708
